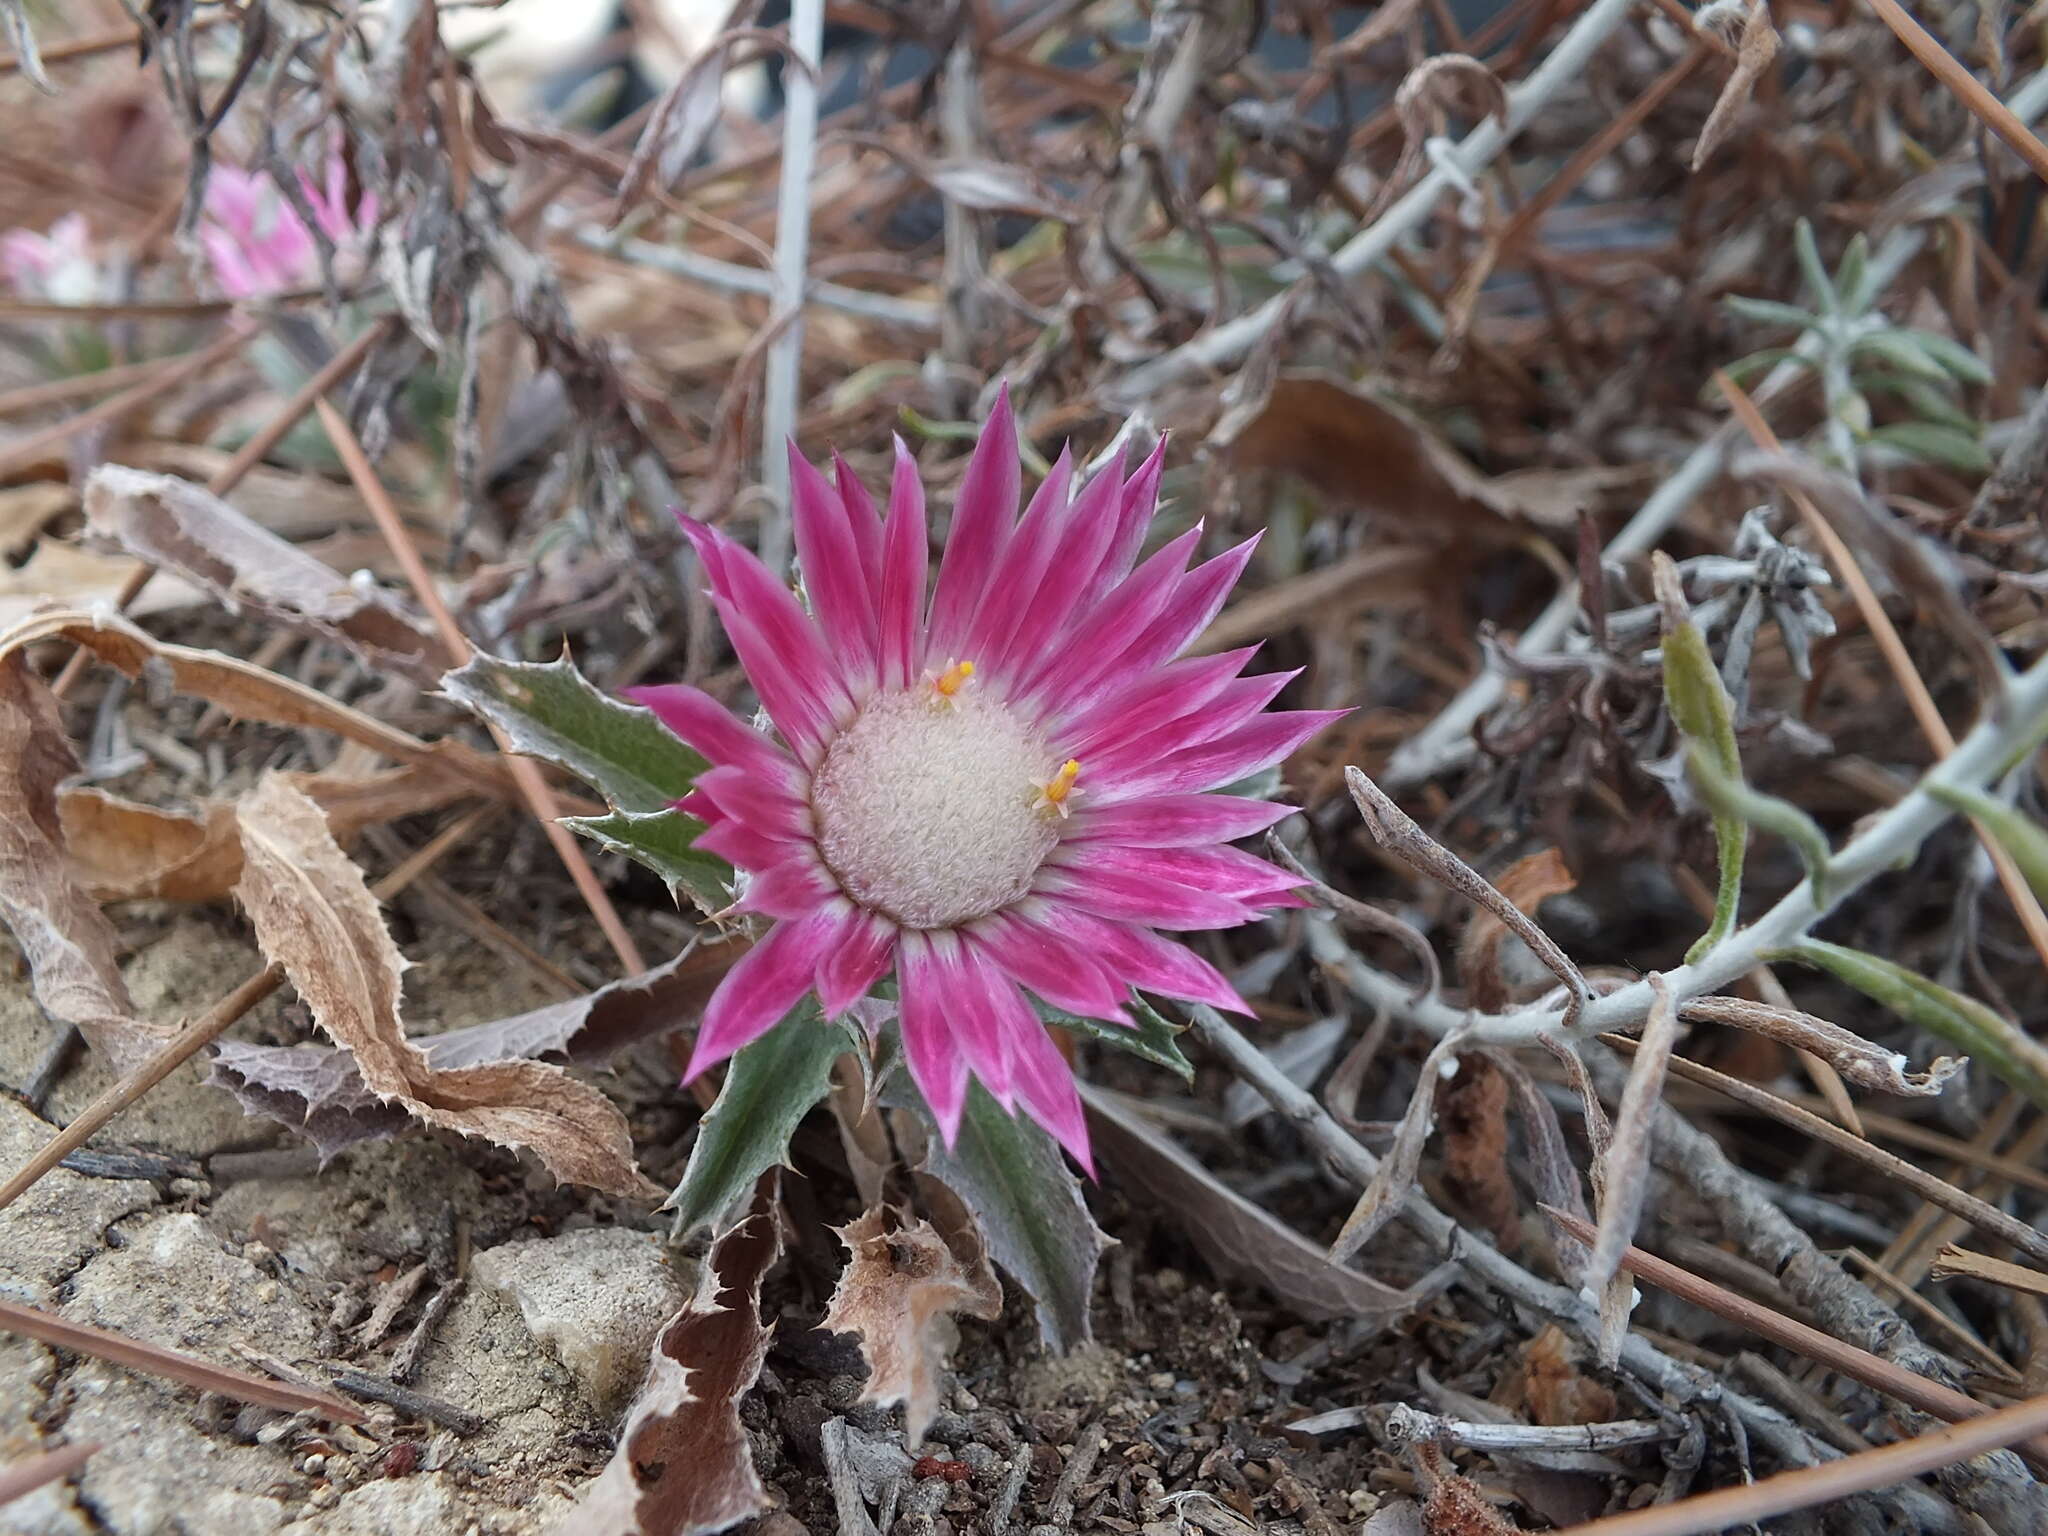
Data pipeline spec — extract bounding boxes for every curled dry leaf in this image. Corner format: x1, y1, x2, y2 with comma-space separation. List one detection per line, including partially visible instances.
1678, 994, 1964, 1096
1330, 1030, 1468, 1264
1217, 372, 1594, 547
231, 775, 655, 1197
1084, 1084, 1457, 1324
209, 937, 745, 1159
1437, 1053, 1519, 1249
1456, 847, 1578, 1014
1692, 0, 1780, 171
0, 540, 205, 628
821, 1206, 1002, 1446
83, 465, 449, 683
0, 609, 519, 800
568, 1182, 781, 1536
60, 763, 473, 903
0, 654, 175, 1073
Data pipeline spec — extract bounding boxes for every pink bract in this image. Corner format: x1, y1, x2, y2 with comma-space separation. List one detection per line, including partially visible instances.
633, 388, 1340, 1169
199, 153, 377, 300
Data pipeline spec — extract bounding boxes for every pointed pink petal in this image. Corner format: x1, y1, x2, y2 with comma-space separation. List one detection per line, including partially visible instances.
625, 683, 807, 790
963, 446, 1072, 665
876, 438, 930, 689
685, 911, 840, 1077
692, 815, 801, 872
949, 940, 1018, 1109
1094, 710, 1347, 802
1077, 437, 1166, 609
1106, 536, 1259, 682
1033, 863, 1259, 930
1054, 843, 1304, 901
1084, 669, 1302, 784
679, 516, 853, 760
990, 446, 1127, 681
898, 931, 971, 1143
694, 764, 812, 841
998, 996, 1092, 1174
831, 451, 886, 586
1064, 793, 1295, 848
1017, 526, 1203, 711
925, 384, 1019, 660
734, 853, 838, 918
968, 911, 1131, 1022
1013, 899, 1250, 1014
790, 444, 879, 689
816, 908, 896, 1016
1056, 649, 1262, 758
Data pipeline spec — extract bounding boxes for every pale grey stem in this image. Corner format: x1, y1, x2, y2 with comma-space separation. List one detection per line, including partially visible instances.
937, 39, 990, 380
1346, 765, 1590, 1027
757, 0, 824, 576
556, 222, 941, 331
1589, 972, 1677, 1364
1385, 1405, 1681, 1453
1384, 229, 1926, 786
1105, 0, 1647, 407
1328, 645, 2048, 1046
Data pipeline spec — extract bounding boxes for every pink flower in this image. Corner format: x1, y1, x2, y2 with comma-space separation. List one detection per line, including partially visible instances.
1, 214, 102, 304
633, 389, 1340, 1169
199, 153, 377, 300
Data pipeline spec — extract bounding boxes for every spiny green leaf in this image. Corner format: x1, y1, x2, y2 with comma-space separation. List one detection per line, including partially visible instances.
1927, 784, 2048, 907
665, 1004, 858, 1238
1780, 940, 2048, 1112
442, 654, 706, 813
1039, 995, 1194, 1081
562, 808, 731, 915
912, 1081, 1112, 1353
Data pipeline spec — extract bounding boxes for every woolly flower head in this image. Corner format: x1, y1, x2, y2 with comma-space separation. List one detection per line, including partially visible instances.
199, 152, 377, 300
0, 215, 107, 305
635, 389, 1340, 1169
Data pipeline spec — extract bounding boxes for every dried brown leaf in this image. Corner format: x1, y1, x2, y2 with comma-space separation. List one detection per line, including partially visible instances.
1679, 995, 1963, 1096
231, 775, 653, 1196
0, 653, 174, 1073
1330, 1030, 1467, 1264
821, 1206, 1001, 1446
209, 938, 744, 1159
1587, 975, 1680, 1367
1438, 1053, 1519, 1249
1456, 848, 1577, 1014
1086, 1084, 1457, 1323
0, 609, 517, 799
568, 1184, 781, 1535
83, 466, 448, 683
1218, 373, 1581, 544
1692, 0, 1780, 171
60, 764, 473, 903
0, 482, 71, 558
0, 540, 203, 627
1480, 1048, 1593, 1283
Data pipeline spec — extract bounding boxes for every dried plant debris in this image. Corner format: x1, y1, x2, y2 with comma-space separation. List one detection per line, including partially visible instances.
211, 936, 744, 1158
0, 654, 176, 1072
819, 1206, 1001, 1446
82, 465, 448, 682
231, 775, 654, 1196
570, 1184, 781, 1536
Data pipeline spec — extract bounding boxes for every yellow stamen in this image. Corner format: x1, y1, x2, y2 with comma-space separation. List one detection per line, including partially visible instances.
929, 658, 976, 707
1032, 758, 1083, 818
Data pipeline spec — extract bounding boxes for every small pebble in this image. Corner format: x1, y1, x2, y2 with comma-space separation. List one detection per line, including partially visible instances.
928, 1410, 972, 1443
1146, 1371, 1175, 1391
254, 1281, 281, 1304
302, 1453, 325, 1477
958, 1443, 998, 1476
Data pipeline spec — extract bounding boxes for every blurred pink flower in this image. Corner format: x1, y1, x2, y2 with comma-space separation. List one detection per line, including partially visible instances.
1, 214, 103, 304
199, 153, 377, 299
632, 388, 1339, 1168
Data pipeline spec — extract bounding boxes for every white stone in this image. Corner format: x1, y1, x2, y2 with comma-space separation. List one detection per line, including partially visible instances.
469, 1228, 691, 1420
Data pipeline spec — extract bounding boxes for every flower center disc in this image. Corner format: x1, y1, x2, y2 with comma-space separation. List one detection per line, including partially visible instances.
811, 688, 1058, 929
